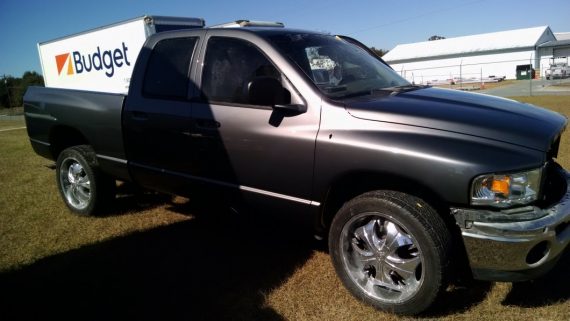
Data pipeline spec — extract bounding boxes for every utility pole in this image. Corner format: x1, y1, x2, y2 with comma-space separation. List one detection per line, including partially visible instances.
529, 54, 533, 97
459, 60, 463, 89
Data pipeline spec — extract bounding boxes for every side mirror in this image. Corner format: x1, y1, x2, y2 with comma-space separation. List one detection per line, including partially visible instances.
248, 77, 306, 114
248, 77, 290, 107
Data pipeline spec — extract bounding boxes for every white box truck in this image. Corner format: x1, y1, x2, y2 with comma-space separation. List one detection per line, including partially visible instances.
38, 15, 205, 94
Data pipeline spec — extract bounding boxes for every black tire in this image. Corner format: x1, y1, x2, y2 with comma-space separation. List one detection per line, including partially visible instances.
328, 190, 451, 315
55, 145, 115, 216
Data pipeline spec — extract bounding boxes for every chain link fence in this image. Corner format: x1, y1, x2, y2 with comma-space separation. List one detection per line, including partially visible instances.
391, 56, 570, 95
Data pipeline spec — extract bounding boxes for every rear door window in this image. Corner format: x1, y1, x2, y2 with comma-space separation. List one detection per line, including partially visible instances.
143, 37, 198, 99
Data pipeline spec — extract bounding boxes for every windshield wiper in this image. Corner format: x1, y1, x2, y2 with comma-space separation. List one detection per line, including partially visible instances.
372, 84, 430, 96
337, 89, 374, 99
322, 85, 348, 93
332, 84, 430, 100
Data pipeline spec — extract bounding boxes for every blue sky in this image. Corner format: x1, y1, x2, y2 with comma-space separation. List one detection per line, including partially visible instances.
1, 0, 569, 77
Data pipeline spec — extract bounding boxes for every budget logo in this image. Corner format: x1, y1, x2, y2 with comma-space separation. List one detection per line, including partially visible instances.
55, 53, 74, 75
54, 42, 130, 78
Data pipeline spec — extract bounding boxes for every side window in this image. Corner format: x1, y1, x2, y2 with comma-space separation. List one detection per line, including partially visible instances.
143, 37, 197, 99
202, 37, 281, 105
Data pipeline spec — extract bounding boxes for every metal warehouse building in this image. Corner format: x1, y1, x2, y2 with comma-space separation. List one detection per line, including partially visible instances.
383, 26, 570, 84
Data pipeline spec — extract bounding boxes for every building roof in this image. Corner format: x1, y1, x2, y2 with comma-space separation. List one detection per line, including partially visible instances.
555, 32, 570, 41
538, 39, 570, 48
383, 26, 555, 63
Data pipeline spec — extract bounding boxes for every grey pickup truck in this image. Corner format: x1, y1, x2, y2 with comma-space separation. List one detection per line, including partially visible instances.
24, 21, 570, 315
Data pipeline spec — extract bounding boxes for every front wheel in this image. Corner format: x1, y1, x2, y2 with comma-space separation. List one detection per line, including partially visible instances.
56, 145, 115, 215
329, 191, 451, 315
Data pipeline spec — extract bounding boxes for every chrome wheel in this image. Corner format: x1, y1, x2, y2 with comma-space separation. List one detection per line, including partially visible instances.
339, 212, 424, 303
59, 158, 91, 210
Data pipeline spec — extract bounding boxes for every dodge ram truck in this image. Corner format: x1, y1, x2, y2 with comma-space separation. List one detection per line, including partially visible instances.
24, 21, 570, 315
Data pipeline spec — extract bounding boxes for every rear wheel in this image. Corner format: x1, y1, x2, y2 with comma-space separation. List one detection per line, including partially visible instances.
56, 145, 115, 215
329, 190, 451, 315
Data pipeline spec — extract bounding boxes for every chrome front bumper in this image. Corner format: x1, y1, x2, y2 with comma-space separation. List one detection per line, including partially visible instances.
452, 169, 570, 281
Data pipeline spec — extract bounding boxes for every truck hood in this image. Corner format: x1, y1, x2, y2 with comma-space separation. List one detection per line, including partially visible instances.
345, 87, 567, 152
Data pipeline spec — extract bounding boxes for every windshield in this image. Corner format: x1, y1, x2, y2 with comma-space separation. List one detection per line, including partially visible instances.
268, 33, 410, 99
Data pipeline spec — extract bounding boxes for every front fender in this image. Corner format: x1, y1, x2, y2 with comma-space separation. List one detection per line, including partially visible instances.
313, 103, 545, 206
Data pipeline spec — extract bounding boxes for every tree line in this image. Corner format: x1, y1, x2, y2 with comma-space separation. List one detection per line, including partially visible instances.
370, 47, 389, 57
0, 71, 44, 108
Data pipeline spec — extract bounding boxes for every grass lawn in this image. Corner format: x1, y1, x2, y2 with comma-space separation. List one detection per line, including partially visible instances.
1, 96, 569, 320
0, 119, 25, 131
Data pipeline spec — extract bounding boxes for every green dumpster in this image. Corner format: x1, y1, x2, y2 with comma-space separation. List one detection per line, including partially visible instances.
516, 64, 535, 80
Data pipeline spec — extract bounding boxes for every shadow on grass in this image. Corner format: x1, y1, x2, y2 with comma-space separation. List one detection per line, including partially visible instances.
3, 186, 567, 319
97, 182, 176, 217
502, 248, 570, 307
425, 248, 570, 317
0, 196, 315, 321
421, 280, 494, 317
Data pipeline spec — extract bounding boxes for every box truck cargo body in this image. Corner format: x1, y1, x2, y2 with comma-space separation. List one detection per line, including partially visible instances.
38, 15, 205, 94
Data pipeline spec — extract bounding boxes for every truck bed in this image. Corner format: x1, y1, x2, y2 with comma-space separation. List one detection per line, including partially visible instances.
24, 86, 128, 179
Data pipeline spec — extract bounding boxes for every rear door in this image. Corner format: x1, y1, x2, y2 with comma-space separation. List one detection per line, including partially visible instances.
123, 32, 203, 192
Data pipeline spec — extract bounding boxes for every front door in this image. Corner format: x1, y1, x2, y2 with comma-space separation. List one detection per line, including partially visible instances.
190, 34, 320, 208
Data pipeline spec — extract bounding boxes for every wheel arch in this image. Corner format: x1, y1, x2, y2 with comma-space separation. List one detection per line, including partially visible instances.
318, 171, 450, 231
49, 125, 90, 160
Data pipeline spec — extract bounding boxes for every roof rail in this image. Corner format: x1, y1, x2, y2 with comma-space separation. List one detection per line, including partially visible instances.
209, 20, 284, 28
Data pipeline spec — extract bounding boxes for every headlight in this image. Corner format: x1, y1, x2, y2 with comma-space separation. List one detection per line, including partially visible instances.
471, 168, 542, 208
